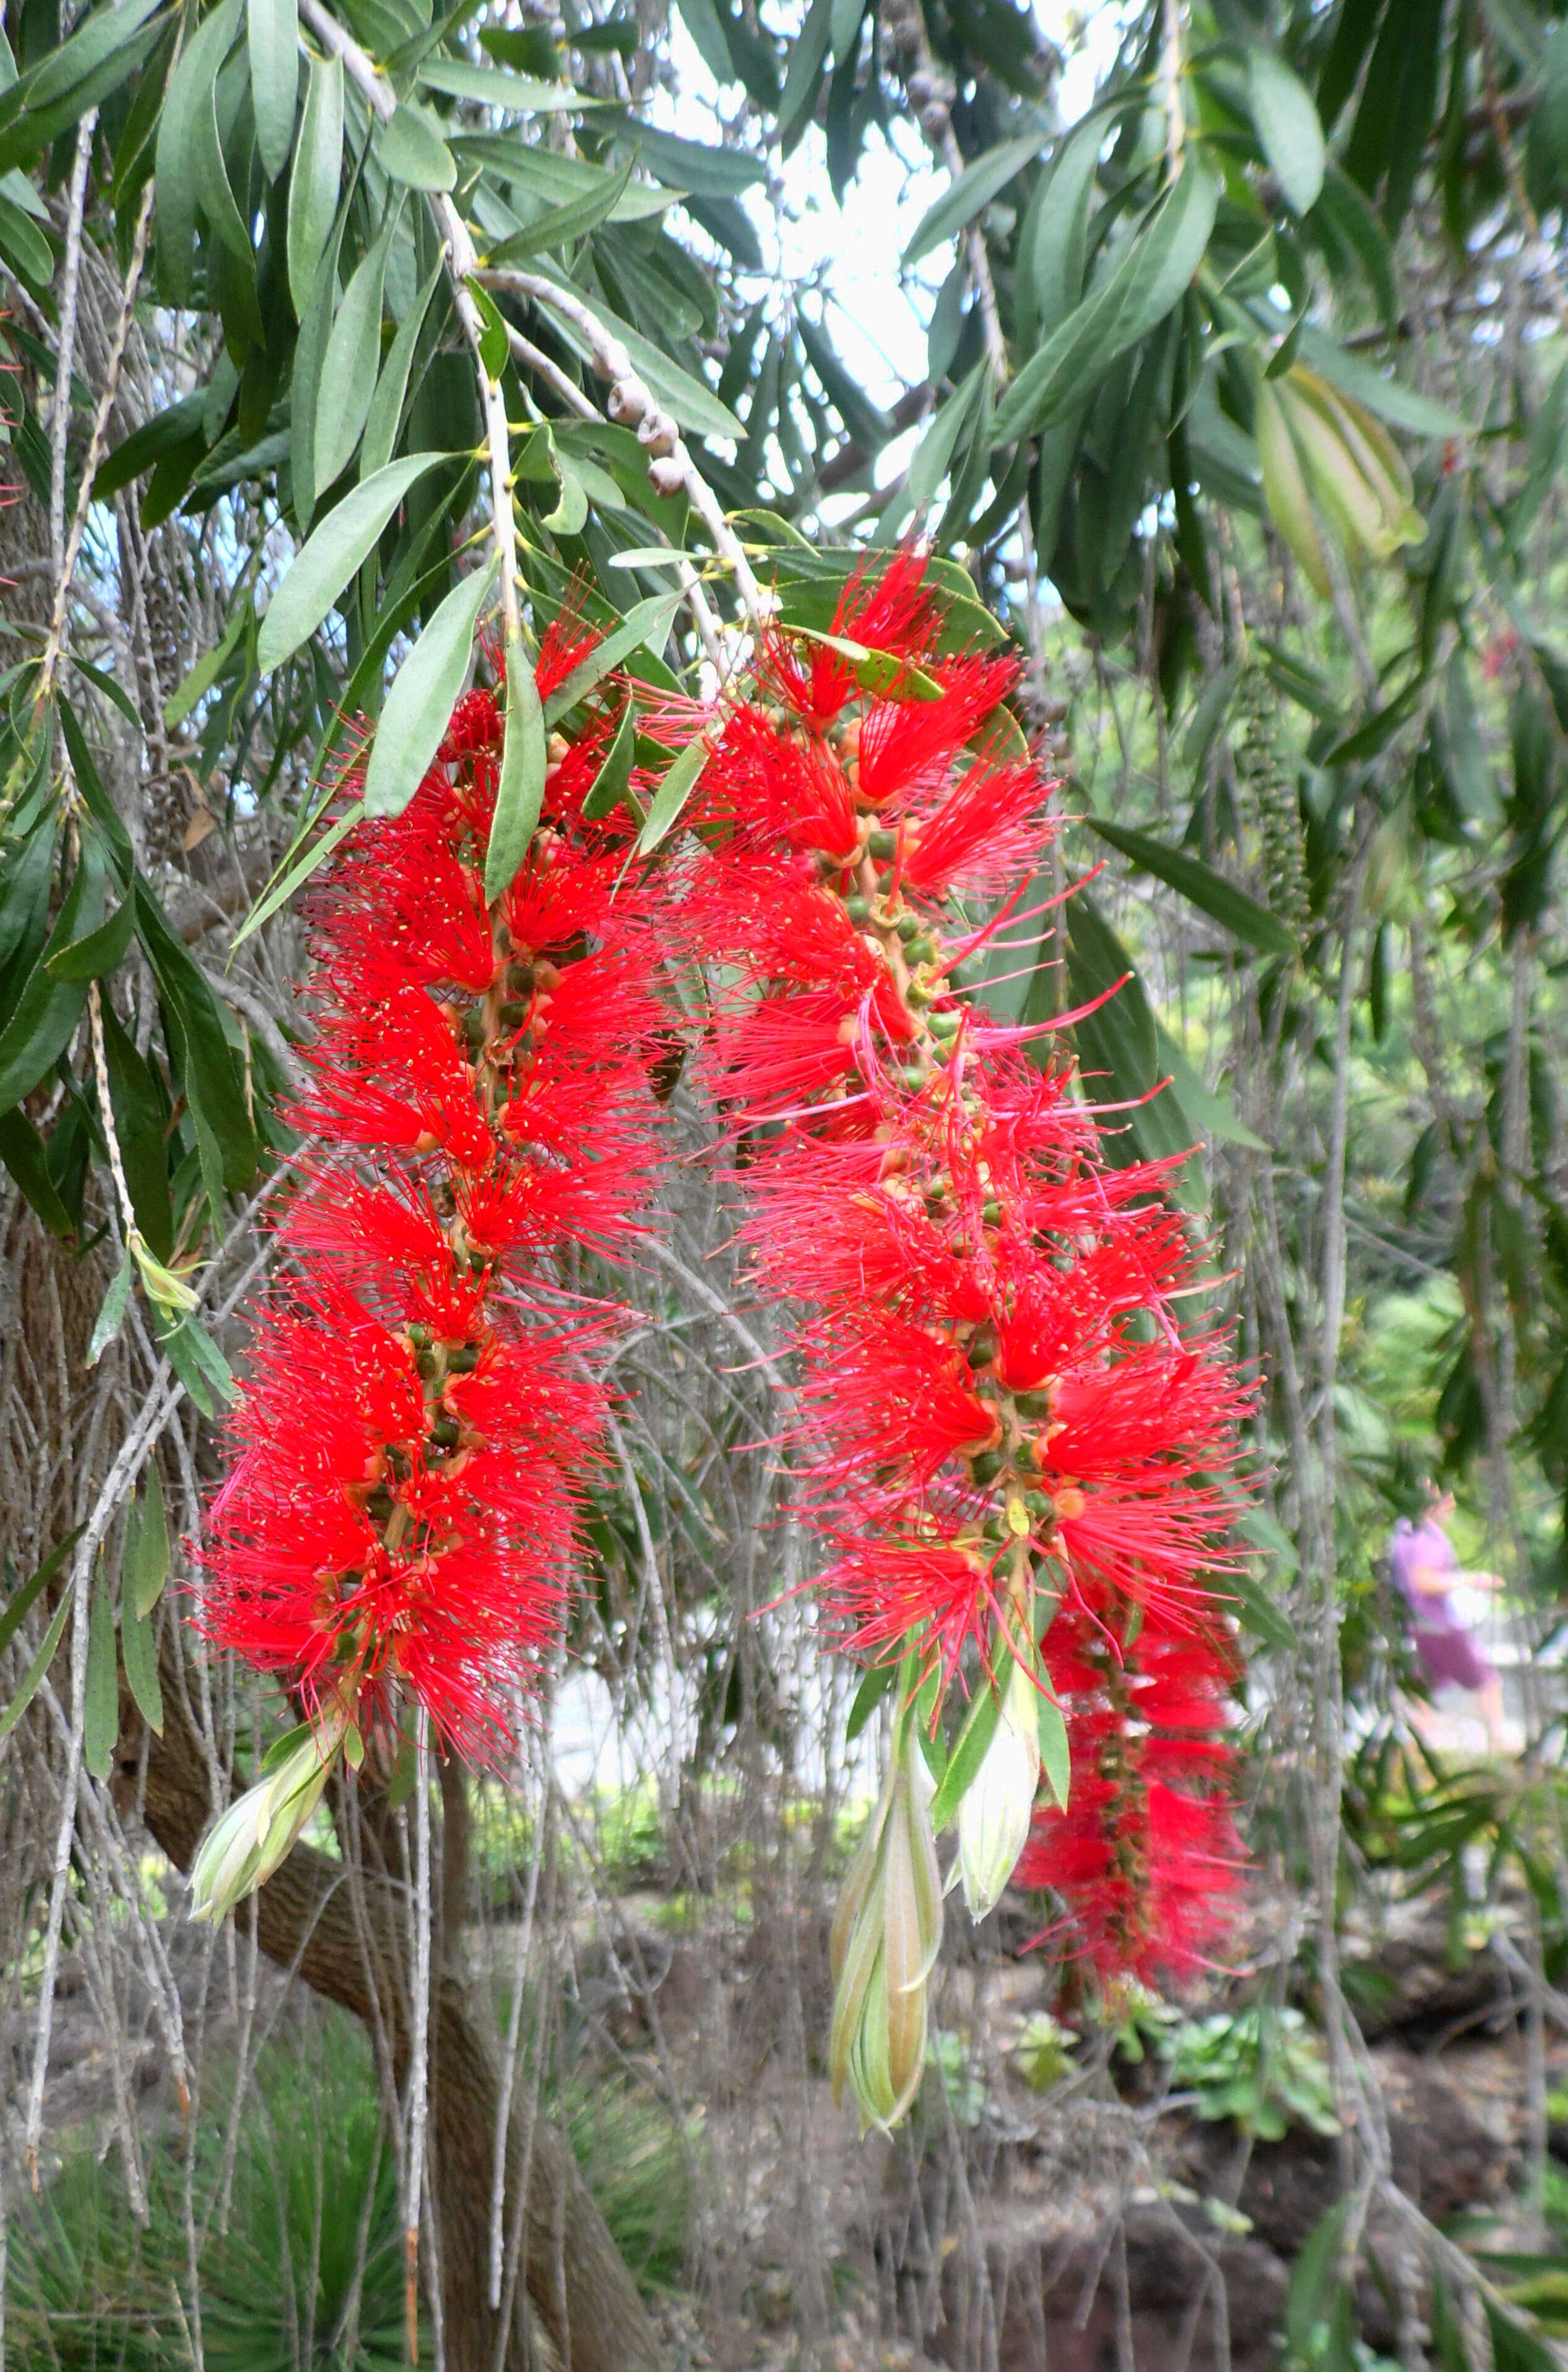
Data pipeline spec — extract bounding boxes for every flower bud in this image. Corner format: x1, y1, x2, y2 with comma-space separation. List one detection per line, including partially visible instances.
829, 1730, 942, 2132
190, 1712, 345, 1924
956, 1651, 1041, 1922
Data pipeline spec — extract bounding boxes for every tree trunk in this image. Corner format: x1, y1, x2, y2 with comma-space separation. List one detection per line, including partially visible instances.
127, 1656, 666, 2372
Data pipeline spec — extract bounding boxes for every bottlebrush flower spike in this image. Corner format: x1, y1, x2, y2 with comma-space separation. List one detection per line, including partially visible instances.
1014, 1604, 1241, 1982
197, 625, 669, 1896
683, 556, 1250, 2100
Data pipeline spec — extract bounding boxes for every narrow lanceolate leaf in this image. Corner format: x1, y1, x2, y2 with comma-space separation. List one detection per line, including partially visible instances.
903, 131, 1041, 266
1084, 815, 1299, 959
580, 695, 638, 821
992, 167, 1218, 447
360, 253, 444, 481
120, 1592, 163, 1734
1247, 50, 1325, 216
0, 856, 104, 1114
929, 1667, 1007, 1831
257, 452, 450, 671
155, 0, 243, 308
314, 207, 399, 497
635, 735, 710, 854
0, 1582, 73, 1742
126, 1468, 170, 1619
0, 1527, 85, 1662
542, 589, 683, 725
483, 154, 635, 264
84, 1567, 118, 1781
484, 630, 547, 900
363, 560, 497, 820
287, 51, 343, 318
1037, 1689, 1071, 1811
88, 1247, 133, 1365
247, 0, 298, 184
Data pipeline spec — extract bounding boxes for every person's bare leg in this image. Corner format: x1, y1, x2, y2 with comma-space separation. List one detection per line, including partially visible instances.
1478, 1677, 1505, 1757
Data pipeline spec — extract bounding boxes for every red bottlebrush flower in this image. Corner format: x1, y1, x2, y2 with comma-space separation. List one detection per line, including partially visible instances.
1015, 1602, 1241, 1982
200, 620, 669, 1761
682, 550, 1252, 1974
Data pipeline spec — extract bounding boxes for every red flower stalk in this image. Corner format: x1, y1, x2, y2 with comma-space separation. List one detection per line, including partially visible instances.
683, 556, 1250, 1974
201, 638, 667, 1763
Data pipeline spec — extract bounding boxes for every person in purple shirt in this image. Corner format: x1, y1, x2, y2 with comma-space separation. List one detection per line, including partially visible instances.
1390, 1483, 1505, 1752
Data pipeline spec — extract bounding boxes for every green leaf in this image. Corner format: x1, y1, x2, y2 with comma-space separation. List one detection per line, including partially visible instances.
929, 1665, 1007, 1831
580, 694, 639, 821
120, 1585, 163, 1734
135, 883, 257, 1195
0, 854, 103, 1114
157, 1310, 237, 1415
314, 203, 399, 497
1084, 814, 1298, 958
904, 130, 1041, 266
993, 167, 1219, 447
287, 50, 343, 318
1155, 1022, 1268, 1152
542, 587, 682, 723
1037, 1688, 1071, 1810
156, 0, 243, 308
88, 1246, 133, 1364
482, 152, 635, 262
635, 734, 710, 853
610, 120, 764, 199
257, 450, 450, 670
1314, 163, 1397, 330
375, 100, 455, 190
45, 892, 135, 981
361, 256, 444, 483
84, 1567, 118, 1782
125, 1469, 170, 1619
469, 278, 510, 380
907, 359, 987, 509
484, 628, 547, 899
247, 0, 298, 182
1296, 325, 1466, 438
67, 651, 142, 733
1247, 50, 1325, 216
1225, 1557, 1299, 1651
100, 997, 173, 1259
0, 190, 52, 283
163, 591, 251, 728
0, 1527, 84, 1663
417, 58, 589, 109
845, 1658, 896, 1744
0, 1577, 73, 1743
363, 558, 497, 819
0, 1109, 73, 1236
778, 0, 832, 149
230, 805, 361, 948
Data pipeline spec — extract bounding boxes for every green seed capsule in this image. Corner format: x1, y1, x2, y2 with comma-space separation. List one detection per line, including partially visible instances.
447, 1345, 481, 1374
844, 895, 870, 924
866, 829, 897, 861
